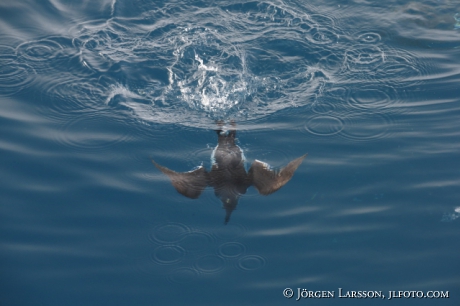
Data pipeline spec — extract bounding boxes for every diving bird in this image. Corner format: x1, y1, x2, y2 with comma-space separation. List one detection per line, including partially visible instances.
152, 124, 306, 224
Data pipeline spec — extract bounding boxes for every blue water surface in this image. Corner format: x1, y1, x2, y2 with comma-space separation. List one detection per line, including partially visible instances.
1, 0, 460, 305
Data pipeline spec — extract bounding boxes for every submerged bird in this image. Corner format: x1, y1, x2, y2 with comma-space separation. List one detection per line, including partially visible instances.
152, 123, 306, 224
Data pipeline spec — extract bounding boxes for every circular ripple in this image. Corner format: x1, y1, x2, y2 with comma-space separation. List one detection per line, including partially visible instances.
311, 99, 336, 114
318, 52, 342, 71
0, 63, 36, 96
218, 242, 246, 258
55, 113, 130, 152
41, 77, 111, 121
343, 45, 385, 73
21, 2, 422, 132
307, 27, 337, 44
195, 254, 226, 273
356, 32, 382, 44
151, 245, 186, 265
237, 255, 266, 271
178, 231, 215, 253
67, 15, 337, 129
347, 85, 396, 111
0, 45, 16, 65
149, 222, 192, 244
382, 50, 425, 86
184, 146, 214, 168
167, 267, 200, 284
311, 88, 348, 114
339, 113, 394, 142
15, 37, 74, 75
310, 14, 336, 26
17, 38, 64, 62
304, 115, 344, 136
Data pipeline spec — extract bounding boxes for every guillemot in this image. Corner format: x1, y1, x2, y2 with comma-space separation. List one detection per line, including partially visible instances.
152, 123, 306, 224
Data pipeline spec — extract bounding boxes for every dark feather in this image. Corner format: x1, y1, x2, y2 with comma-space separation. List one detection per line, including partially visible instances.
152, 160, 209, 199
249, 154, 307, 195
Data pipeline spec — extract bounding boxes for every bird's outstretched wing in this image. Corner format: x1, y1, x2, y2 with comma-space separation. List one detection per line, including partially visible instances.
249, 154, 307, 195
152, 160, 209, 199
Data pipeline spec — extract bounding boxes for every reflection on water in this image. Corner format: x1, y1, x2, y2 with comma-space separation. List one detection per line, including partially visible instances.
1, 0, 432, 132
129, 220, 264, 284
2, 0, 460, 304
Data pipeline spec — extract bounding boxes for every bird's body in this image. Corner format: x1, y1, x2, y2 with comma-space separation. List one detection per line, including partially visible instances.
152, 124, 306, 223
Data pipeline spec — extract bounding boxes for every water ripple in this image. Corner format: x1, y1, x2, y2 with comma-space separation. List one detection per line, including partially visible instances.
310, 96, 338, 115
306, 27, 338, 45
304, 115, 344, 137
343, 44, 385, 75
309, 13, 337, 27
237, 255, 266, 271
16, 37, 81, 75
382, 50, 426, 86
3, 0, 429, 133
195, 254, 226, 273
59, 1, 350, 128
39, 76, 111, 121
346, 84, 397, 112
339, 112, 394, 142
0, 63, 36, 96
151, 245, 186, 265
355, 31, 382, 44
17, 38, 63, 62
54, 113, 130, 152
149, 222, 192, 244
183, 145, 214, 168
0, 45, 16, 65
218, 242, 246, 258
